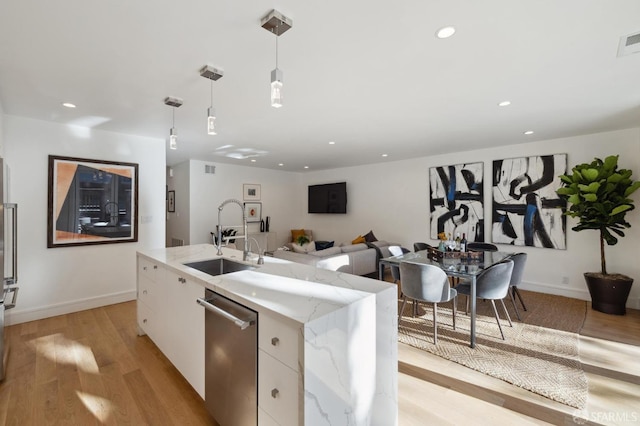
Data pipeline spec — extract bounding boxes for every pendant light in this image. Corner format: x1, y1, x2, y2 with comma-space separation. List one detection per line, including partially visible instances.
199, 65, 224, 135
164, 97, 183, 150
261, 9, 292, 108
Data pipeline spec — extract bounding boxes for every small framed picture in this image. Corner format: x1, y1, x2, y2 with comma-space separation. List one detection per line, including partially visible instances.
243, 183, 261, 201
244, 202, 262, 223
168, 190, 175, 213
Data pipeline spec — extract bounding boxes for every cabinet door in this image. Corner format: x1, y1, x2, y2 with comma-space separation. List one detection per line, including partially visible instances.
258, 350, 300, 426
164, 269, 205, 398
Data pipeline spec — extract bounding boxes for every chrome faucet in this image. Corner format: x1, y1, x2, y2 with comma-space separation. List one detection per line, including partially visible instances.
217, 199, 249, 261
248, 237, 264, 265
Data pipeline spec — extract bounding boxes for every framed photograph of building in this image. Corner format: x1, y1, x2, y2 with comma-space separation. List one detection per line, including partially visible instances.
47, 155, 139, 248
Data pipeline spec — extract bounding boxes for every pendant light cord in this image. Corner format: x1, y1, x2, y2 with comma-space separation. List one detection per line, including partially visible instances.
210, 80, 213, 108
172, 106, 175, 128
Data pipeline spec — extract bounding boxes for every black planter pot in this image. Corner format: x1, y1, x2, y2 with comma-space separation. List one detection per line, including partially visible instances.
584, 272, 634, 315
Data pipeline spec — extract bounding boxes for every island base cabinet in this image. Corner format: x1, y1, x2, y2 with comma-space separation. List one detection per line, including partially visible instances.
258, 349, 300, 426
259, 407, 280, 426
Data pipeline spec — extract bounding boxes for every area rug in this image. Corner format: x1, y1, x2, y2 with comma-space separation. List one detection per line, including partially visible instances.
397, 290, 589, 409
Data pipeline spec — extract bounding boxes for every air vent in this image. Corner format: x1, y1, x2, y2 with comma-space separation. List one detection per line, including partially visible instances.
617, 31, 640, 57
205, 164, 216, 174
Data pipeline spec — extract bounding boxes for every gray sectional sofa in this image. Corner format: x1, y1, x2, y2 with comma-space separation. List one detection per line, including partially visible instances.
273, 241, 397, 276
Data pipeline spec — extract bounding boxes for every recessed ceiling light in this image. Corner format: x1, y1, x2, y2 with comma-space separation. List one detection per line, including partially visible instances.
278, 163, 284, 167
436, 26, 456, 39
328, 141, 336, 145
498, 101, 511, 107
250, 159, 257, 163
381, 154, 388, 157
524, 130, 534, 135
304, 166, 309, 169
62, 102, 76, 108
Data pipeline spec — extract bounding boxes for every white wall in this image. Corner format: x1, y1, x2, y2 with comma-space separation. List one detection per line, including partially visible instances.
300, 128, 640, 308
3, 115, 166, 324
166, 161, 191, 246
183, 160, 302, 248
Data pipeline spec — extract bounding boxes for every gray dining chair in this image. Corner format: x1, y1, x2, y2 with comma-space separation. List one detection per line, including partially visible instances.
388, 245, 409, 284
454, 259, 514, 340
505, 252, 528, 320
467, 242, 498, 252
413, 242, 432, 252
399, 262, 457, 344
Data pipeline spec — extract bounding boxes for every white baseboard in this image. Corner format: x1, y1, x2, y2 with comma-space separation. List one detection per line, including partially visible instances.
5, 290, 137, 326
520, 281, 640, 310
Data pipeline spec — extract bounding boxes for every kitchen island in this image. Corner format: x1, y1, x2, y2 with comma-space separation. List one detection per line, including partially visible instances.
137, 244, 398, 426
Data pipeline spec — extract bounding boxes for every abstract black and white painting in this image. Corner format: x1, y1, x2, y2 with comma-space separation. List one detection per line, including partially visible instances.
429, 162, 484, 241
492, 154, 567, 249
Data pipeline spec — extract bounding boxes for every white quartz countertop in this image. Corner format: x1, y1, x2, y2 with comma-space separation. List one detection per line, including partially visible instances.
138, 244, 394, 326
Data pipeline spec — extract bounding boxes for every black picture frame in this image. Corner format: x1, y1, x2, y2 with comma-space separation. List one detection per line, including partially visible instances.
47, 155, 139, 248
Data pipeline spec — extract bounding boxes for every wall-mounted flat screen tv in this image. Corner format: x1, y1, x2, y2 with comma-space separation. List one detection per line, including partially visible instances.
308, 182, 347, 214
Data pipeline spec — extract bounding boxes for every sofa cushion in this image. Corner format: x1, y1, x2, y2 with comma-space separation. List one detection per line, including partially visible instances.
308, 246, 342, 257
341, 243, 368, 253
363, 230, 378, 242
292, 241, 316, 253
315, 240, 335, 250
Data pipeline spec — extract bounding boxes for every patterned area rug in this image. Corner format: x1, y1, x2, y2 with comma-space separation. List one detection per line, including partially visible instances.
397, 290, 589, 409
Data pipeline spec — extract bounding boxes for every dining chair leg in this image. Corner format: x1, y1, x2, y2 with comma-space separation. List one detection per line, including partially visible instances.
500, 298, 513, 327
513, 286, 527, 311
399, 296, 408, 323
452, 297, 457, 330
433, 303, 438, 345
465, 295, 469, 315
509, 288, 522, 321
490, 300, 505, 340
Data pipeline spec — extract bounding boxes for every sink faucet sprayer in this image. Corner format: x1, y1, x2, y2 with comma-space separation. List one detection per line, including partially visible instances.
217, 199, 249, 261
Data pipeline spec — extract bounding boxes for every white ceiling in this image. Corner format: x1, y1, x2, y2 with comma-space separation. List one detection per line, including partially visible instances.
1, 0, 639, 170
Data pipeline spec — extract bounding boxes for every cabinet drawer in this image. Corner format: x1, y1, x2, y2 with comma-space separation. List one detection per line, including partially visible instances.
138, 258, 159, 281
259, 350, 300, 426
137, 301, 157, 340
259, 312, 300, 372
138, 276, 158, 307
259, 407, 280, 426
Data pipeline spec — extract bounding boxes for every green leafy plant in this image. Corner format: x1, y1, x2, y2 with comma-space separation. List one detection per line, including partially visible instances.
296, 234, 310, 245
556, 155, 640, 275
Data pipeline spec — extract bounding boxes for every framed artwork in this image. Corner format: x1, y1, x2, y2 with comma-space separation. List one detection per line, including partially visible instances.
47, 155, 138, 248
243, 183, 261, 201
168, 190, 175, 213
492, 154, 567, 249
244, 202, 262, 223
429, 162, 484, 242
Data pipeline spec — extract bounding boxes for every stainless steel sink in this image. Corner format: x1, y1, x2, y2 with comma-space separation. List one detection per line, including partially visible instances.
183, 258, 255, 276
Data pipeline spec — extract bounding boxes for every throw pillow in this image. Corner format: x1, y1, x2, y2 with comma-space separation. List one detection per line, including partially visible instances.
291, 229, 306, 242
363, 230, 378, 242
315, 240, 335, 250
292, 241, 316, 253
352, 235, 366, 244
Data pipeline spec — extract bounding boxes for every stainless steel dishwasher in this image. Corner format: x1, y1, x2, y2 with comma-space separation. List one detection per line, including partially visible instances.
197, 289, 258, 426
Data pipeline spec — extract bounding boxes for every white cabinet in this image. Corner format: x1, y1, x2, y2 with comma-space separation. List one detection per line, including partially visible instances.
136, 255, 205, 398
258, 311, 301, 426
164, 269, 205, 397
249, 232, 278, 253
137, 257, 165, 348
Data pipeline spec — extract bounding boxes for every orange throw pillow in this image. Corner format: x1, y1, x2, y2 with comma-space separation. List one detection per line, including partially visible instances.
352, 235, 366, 244
291, 229, 305, 241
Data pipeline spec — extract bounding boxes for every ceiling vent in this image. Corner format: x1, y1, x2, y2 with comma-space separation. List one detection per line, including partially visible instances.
205, 164, 216, 174
617, 31, 640, 57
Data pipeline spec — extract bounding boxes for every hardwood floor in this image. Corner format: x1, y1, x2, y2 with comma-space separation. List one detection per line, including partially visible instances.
0, 302, 214, 426
0, 293, 638, 425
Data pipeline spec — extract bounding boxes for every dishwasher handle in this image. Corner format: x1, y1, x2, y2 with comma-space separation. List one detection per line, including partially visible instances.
197, 297, 255, 330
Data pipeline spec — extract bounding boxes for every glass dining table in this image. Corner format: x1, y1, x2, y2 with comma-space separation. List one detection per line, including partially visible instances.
379, 250, 513, 348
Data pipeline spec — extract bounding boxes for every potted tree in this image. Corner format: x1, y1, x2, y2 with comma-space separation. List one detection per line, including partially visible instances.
556, 155, 640, 314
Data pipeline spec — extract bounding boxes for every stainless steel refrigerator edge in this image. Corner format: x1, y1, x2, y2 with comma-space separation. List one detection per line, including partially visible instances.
0, 157, 19, 381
